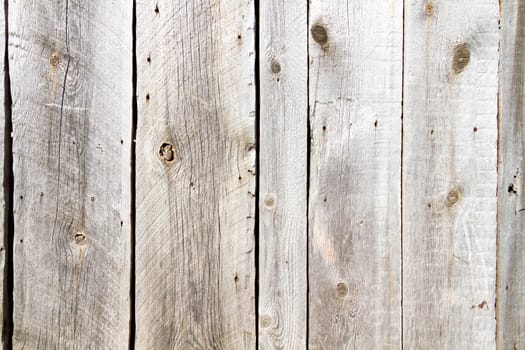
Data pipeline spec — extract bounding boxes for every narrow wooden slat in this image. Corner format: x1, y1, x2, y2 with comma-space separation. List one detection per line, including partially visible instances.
403, 0, 499, 348
308, 1, 403, 348
135, 1, 256, 348
497, 1, 525, 348
9, 1, 132, 348
258, 0, 308, 348
0, 2, 6, 347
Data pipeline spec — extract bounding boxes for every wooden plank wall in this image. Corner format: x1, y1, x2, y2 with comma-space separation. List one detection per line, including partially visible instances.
0, 0, 522, 349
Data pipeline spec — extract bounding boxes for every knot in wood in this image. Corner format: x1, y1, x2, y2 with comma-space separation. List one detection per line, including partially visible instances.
159, 143, 175, 162
446, 188, 461, 207
74, 232, 87, 245
336, 282, 349, 298
271, 61, 281, 74
49, 53, 60, 67
311, 24, 328, 46
263, 194, 276, 209
424, 3, 434, 16
452, 43, 470, 74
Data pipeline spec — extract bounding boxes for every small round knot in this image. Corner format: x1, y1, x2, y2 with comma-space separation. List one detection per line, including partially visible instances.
260, 314, 272, 328
263, 194, 276, 209
311, 24, 328, 46
49, 53, 60, 67
159, 143, 175, 162
271, 61, 281, 74
74, 232, 87, 245
446, 188, 461, 207
336, 282, 348, 298
424, 3, 434, 16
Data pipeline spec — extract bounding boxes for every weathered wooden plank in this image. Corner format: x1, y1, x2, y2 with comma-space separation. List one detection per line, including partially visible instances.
403, 0, 499, 348
9, 1, 132, 348
497, 1, 525, 349
0, 2, 6, 347
135, 1, 256, 348
308, 1, 403, 348
258, 0, 308, 348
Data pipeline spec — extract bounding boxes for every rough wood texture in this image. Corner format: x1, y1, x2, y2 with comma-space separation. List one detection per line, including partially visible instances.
9, 1, 132, 348
403, 0, 499, 348
497, 0, 525, 349
258, 1, 308, 349
135, 1, 256, 348
308, 1, 403, 348
0, 2, 6, 347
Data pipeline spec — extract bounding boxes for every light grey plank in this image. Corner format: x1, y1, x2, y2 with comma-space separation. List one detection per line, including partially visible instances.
9, 0, 132, 348
497, 1, 525, 349
308, 0, 403, 348
258, 0, 308, 348
135, 1, 256, 348
402, 0, 499, 348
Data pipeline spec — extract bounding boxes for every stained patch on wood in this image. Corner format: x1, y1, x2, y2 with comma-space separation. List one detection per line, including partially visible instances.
452, 43, 470, 74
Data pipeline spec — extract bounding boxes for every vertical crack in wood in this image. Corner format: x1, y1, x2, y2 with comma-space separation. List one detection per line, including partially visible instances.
254, 0, 260, 347
129, 0, 137, 349
306, 0, 311, 346
2, 0, 13, 348
400, 0, 406, 348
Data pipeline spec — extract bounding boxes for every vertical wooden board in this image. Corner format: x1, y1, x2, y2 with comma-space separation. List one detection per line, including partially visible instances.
403, 0, 499, 348
308, 0, 403, 348
497, 1, 525, 349
0, 2, 5, 347
135, 1, 256, 349
259, 1, 307, 349
9, 0, 132, 348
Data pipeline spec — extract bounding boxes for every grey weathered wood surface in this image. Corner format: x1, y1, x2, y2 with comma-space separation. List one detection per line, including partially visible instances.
8, 0, 132, 348
308, 1, 403, 348
403, 0, 499, 348
0, 2, 6, 348
258, 0, 308, 349
497, 0, 525, 349
135, 0, 256, 348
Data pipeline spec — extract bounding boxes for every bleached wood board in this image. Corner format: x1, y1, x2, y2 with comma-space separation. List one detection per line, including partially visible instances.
9, 0, 132, 348
496, 1, 525, 349
0, 2, 6, 348
258, 0, 308, 348
308, 0, 403, 348
135, 1, 256, 348
402, 0, 499, 348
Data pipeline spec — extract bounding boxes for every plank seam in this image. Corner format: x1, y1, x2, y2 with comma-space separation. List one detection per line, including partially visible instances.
400, 0, 406, 348
2, 0, 13, 347
129, 0, 137, 348
306, 0, 311, 347
254, 0, 260, 347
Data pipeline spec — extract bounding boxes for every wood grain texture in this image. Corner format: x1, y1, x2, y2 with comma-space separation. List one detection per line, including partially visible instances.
0, 2, 6, 347
135, 1, 256, 348
9, 0, 132, 348
258, 0, 308, 349
403, 0, 499, 348
497, 0, 525, 349
308, 1, 403, 348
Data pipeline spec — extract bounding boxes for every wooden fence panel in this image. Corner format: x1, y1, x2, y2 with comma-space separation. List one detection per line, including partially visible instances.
308, 0, 403, 348
402, 0, 499, 348
258, 1, 308, 349
9, 1, 132, 348
497, 1, 525, 348
135, 1, 256, 348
